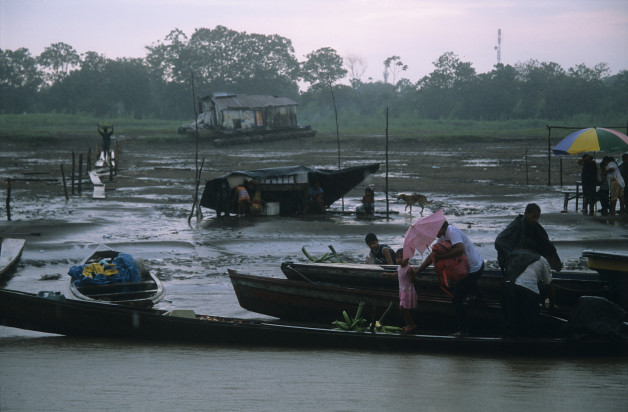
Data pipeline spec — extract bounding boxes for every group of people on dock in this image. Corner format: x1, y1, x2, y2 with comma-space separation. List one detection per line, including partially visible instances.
372, 203, 562, 337
579, 153, 626, 216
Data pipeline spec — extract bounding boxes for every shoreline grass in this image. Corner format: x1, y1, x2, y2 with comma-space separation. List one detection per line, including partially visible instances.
1, 113, 622, 142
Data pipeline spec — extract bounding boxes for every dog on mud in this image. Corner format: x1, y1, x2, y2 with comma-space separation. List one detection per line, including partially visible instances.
397, 193, 432, 214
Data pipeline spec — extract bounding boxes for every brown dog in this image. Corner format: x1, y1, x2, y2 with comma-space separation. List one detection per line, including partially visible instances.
397, 193, 432, 214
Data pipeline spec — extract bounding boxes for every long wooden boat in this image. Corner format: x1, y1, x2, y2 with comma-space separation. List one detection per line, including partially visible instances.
200, 163, 380, 215
280, 261, 614, 308
0, 238, 26, 282
68, 249, 165, 308
228, 270, 575, 336
0, 288, 625, 356
583, 249, 628, 310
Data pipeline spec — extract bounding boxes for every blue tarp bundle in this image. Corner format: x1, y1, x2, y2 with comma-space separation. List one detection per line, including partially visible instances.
68, 253, 142, 286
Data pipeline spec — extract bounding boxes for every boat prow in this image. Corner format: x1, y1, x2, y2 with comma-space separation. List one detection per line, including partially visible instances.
0, 238, 26, 281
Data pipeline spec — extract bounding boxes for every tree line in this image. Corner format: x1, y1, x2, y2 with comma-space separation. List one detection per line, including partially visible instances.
1, 25, 626, 126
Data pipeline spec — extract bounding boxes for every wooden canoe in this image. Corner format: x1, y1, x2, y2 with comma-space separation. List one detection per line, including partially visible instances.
1, 288, 625, 356
0, 238, 26, 281
228, 269, 576, 336
69, 249, 165, 308
280, 261, 615, 308
583, 249, 628, 310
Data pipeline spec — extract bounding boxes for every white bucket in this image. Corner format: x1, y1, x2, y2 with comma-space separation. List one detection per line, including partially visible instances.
263, 202, 280, 216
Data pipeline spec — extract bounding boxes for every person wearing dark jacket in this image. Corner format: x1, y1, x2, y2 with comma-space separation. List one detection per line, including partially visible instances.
578, 153, 599, 215
495, 203, 562, 273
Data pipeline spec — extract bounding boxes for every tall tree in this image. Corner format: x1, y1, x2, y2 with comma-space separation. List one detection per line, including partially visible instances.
301, 47, 347, 91
344, 53, 368, 86
145, 28, 191, 84
0, 48, 43, 113
37, 42, 80, 84
383, 55, 407, 84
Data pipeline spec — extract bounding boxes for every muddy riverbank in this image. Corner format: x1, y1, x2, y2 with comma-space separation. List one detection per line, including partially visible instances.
1, 132, 627, 313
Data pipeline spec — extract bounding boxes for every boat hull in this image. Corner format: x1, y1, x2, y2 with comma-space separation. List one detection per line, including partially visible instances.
280, 261, 615, 308
69, 249, 165, 308
200, 163, 380, 215
228, 270, 576, 336
0, 289, 624, 356
583, 250, 628, 310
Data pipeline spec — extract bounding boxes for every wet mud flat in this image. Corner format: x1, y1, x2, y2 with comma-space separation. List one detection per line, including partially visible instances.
1, 133, 627, 317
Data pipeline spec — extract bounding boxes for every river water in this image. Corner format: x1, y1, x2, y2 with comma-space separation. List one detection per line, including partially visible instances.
1, 136, 628, 410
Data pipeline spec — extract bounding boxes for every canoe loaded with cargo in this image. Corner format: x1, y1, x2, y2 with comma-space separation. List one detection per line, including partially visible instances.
67, 248, 165, 308
0, 288, 626, 356
200, 163, 380, 216
177, 93, 316, 146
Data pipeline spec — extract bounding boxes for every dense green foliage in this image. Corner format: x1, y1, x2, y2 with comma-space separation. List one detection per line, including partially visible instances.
1, 26, 626, 131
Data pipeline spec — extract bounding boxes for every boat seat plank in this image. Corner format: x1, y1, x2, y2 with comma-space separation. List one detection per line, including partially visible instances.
83, 289, 159, 299
75, 280, 157, 292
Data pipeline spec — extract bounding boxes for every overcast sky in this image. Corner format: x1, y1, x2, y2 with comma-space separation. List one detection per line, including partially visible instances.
1, 0, 627, 83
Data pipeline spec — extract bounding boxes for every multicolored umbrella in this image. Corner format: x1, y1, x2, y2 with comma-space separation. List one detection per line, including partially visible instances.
552, 127, 628, 155
403, 209, 445, 260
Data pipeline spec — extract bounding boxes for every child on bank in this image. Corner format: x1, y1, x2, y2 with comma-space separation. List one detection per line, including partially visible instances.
382, 248, 418, 333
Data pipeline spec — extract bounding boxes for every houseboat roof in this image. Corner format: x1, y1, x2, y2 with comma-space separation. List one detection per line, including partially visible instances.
203, 94, 297, 110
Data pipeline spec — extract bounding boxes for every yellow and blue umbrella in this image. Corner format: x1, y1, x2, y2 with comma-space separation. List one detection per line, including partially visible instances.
553, 127, 628, 155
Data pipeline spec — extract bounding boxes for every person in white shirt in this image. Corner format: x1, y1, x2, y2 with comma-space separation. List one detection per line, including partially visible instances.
503, 241, 556, 337
416, 221, 484, 336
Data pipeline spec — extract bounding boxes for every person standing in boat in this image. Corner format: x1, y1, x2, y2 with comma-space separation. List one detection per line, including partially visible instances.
364, 233, 397, 265
415, 220, 485, 336
502, 239, 556, 337
382, 248, 418, 334
494, 203, 562, 273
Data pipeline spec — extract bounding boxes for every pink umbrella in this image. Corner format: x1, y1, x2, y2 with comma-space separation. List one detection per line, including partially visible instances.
403, 209, 446, 260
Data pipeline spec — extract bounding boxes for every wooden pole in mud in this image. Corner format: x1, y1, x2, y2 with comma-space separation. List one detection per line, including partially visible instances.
71, 152, 75, 195
196, 158, 204, 220
78, 154, 83, 195
547, 126, 552, 186
5, 178, 11, 221
385, 108, 390, 219
189, 158, 205, 223
525, 149, 529, 185
60, 165, 69, 201
329, 80, 343, 211
191, 71, 199, 194
188, 70, 203, 222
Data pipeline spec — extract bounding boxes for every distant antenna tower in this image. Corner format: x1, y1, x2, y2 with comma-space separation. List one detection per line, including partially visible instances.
494, 28, 502, 65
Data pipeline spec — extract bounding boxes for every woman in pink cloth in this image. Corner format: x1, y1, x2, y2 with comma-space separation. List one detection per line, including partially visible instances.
382, 248, 418, 333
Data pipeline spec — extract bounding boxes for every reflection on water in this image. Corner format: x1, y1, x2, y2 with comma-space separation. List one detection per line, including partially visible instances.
0, 334, 626, 411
